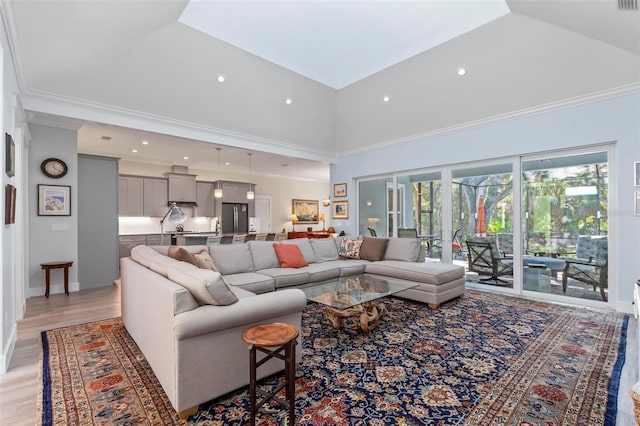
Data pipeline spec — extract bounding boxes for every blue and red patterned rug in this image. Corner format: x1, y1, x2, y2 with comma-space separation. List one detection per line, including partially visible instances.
38, 290, 628, 425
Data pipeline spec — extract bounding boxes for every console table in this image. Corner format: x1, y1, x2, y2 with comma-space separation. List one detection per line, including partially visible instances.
288, 231, 331, 239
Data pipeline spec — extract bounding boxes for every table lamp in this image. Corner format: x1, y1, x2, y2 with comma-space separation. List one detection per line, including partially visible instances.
160, 202, 188, 244
290, 214, 298, 231
319, 213, 327, 231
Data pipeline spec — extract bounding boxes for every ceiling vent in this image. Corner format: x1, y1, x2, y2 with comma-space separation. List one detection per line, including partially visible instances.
618, 0, 637, 10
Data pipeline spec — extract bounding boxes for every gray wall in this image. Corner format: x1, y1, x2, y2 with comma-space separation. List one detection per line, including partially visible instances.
78, 154, 119, 289
28, 124, 78, 296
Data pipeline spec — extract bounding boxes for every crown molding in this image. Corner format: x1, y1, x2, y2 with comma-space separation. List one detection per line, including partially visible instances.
0, 1, 26, 94
340, 83, 640, 156
21, 89, 336, 163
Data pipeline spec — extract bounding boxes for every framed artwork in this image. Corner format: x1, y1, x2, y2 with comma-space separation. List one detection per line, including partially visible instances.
5, 133, 15, 177
291, 199, 319, 224
635, 191, 640, 216
333, 200, 348, 219
5, 184, 16, 224
635, 162, 640, 186
38, 184, 71, 216
333, 183, 347, 198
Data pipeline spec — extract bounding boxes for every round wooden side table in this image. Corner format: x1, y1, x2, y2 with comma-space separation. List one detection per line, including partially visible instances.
40, 261, 73, 298
241, 323, 299, 426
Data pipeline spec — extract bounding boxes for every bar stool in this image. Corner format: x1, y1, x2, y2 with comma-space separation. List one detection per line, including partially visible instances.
241, 322, 299, 426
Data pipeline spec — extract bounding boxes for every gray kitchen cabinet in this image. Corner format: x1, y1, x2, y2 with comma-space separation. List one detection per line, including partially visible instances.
118, 176, 144, 216
196, 181, 215, 217
144, 177, 168, 217
167, 173, 196, 203
146, 234, 164, 246
119, 235, 147, 258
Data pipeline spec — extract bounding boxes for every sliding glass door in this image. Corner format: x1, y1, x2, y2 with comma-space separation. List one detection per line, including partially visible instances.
522, 151, 609, 301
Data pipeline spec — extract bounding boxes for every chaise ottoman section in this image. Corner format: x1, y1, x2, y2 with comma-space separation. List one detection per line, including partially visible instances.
365, 261, 465, 308
258, 268, 310, 289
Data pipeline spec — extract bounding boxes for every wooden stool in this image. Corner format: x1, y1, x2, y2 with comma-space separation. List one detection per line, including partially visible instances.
241, 323, 299, 426
40, 261, 73, 298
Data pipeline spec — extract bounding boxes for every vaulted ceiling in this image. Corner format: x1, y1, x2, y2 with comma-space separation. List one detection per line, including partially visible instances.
4, 0, 639, 181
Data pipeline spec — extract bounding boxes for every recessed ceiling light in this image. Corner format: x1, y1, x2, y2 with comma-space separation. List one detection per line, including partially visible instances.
183, 156, 189, 160
285, 98, 292, 105
225, 162, 231, 166
132, 149, 138, 153
383, 96, 390, 102
217, 75, 225, 83
457, 68, 467, 76
142, 140, 149, 145
281, 163, 289, 167
101, 136, 112, 141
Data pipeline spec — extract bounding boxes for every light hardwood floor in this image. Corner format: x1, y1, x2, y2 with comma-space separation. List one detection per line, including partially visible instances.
0, 284, 637, 425
0, 285, 121, 426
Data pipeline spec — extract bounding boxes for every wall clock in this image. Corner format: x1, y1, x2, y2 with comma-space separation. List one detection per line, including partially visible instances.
41, 158, 68, 178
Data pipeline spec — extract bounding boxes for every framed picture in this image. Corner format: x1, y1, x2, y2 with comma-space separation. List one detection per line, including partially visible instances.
5, 133, 15, 177
5, 184, 16, 224
333, 183, 347, 198
333, 200, 348, 219
38, 184, 71, 216
635, 191, 640, 216
635, 162, 640, 186
291, 199, 319, 224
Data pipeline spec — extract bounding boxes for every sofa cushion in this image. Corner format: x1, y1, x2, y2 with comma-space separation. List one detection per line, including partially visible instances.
193, 250, 219, 271
337, 259, 369, 276
168, 263, 239, 306
281, 238, 317, 263
209, 243, 254, 275
223, 272, 275, 294
359, 237, 389, 261
131, 244, 173, 268
366, 261, 465, 285
274, 243, 309, 268
304, 262, 341, 282
248, 241, 280, 270
338, 238, 363, 259
168, 245, 199, 267
310, 238, 340, 262
148, 258, 180, 277
383, 238, 421, 262
258, 268, 310, 288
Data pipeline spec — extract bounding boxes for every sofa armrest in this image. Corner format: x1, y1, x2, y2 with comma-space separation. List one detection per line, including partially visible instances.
174, 289, 307, 340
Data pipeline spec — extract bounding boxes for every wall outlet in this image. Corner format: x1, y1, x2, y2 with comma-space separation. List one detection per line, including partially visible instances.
51, 223, 69, 231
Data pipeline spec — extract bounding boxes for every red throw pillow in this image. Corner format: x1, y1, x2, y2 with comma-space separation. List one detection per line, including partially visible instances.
273, 243, 309, 268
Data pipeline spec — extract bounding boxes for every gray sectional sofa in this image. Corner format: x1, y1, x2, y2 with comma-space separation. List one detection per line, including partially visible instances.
120, 236, 465, 416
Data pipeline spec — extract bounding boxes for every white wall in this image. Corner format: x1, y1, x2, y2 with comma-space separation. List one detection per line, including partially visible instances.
28, 124, 78, 296
332, 92, 640, 312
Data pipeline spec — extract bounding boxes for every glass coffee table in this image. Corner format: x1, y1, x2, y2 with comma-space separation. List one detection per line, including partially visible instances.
299, 275, 418, 333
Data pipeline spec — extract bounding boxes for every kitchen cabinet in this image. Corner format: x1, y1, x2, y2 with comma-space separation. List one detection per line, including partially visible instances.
118, 176, 144, 216
196, 181, 215, 217
119, 235, 147, 258
145, 234, 164, 246
143, 178, 168, 217
167, 173, 196, 203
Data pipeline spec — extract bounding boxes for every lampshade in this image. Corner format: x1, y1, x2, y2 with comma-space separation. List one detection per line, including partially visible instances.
246, 190, 255, 200
319, 213, 327, 221
167, 203, 187, 224
290, 214, 298, 222
321, 199, 330, 207
215, 147, 223, 198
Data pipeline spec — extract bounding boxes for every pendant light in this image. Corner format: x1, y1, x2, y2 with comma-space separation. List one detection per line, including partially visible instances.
246, 153, 255, 200
214, 148, 223, 198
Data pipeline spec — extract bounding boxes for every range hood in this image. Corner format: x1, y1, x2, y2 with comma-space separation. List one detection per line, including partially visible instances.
167, 165, 197, 205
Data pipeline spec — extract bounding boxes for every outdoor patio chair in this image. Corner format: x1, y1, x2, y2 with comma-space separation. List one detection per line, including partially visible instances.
496, 233, 513, 257
466, 239, 514, 285
562, 235, 608, 301
397, 228, 418, 238
367, 227, 377, 237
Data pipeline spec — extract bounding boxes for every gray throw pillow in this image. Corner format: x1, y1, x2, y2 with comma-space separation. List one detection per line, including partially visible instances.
168, 264, 238, 306
209, 244, 255, 275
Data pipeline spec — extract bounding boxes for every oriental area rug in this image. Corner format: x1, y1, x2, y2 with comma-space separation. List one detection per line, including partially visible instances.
37, 290, 628, 426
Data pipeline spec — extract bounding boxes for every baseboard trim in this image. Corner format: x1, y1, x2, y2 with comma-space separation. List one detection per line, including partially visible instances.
0, 323, 17, 374
28, 281, 80, 298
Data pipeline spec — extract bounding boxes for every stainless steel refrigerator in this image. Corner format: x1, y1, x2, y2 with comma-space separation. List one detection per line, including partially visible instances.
221, 203, 249, 234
